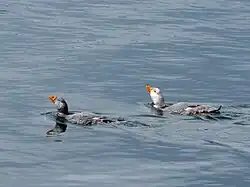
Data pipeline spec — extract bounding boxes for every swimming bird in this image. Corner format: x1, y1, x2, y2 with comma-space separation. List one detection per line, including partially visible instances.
145, 84, 222, 116
46, 95, 121, 135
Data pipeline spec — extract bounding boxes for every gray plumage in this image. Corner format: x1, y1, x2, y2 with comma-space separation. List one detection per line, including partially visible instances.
53, 96, 118, 126
146, 85, 222, 115
161, 102, 221, 115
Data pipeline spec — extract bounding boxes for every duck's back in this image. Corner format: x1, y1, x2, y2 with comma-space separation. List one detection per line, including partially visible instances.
65, 112, 97, 124
64, 111, 117, 125
163, 102, 190, 114
163, 102, 220, 115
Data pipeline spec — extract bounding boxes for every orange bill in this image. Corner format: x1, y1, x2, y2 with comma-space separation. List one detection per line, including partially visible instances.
146, 84, 153, 93
48, 95, 57, 103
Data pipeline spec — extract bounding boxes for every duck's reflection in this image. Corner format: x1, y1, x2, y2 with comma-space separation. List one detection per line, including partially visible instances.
46, 115, 67, 136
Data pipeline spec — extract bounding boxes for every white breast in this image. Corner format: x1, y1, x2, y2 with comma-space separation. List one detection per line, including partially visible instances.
150, 92, 165, 108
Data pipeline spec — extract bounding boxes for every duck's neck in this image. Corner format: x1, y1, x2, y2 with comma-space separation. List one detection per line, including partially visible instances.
58, 105, 69, 115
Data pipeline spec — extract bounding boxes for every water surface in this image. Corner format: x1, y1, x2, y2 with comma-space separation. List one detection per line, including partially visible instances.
1, 0, 250, 186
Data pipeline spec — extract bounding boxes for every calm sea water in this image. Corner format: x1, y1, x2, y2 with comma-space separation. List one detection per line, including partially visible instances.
1, 0, 250, 186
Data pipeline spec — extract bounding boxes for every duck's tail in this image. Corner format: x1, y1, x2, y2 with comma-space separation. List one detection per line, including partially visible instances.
210, 105, 222, 113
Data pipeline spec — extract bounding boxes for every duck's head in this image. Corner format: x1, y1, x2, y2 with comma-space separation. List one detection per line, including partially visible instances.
146, 84, 165, 109
48, 95, 69, 115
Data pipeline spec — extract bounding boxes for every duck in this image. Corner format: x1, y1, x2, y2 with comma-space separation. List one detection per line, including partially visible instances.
145, 84, 222, 116
46, 95, 120, 135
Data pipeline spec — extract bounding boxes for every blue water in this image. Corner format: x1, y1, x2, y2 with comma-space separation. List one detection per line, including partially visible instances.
1, 0, 250, 186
